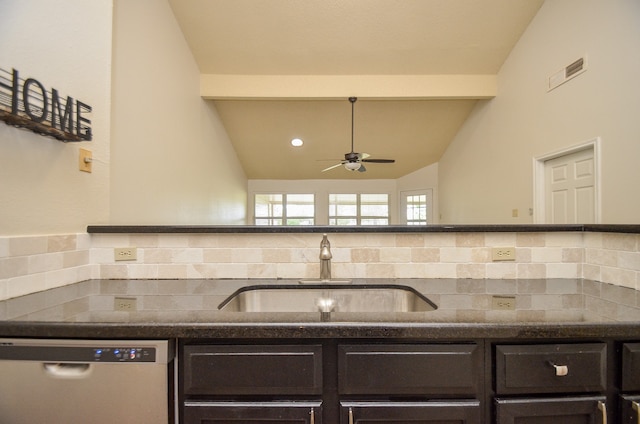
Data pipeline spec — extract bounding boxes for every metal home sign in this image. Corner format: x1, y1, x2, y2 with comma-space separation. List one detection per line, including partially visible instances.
0, 67, 92, 142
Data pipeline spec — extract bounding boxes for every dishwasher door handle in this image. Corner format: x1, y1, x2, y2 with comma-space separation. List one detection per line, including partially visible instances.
43, 363, 92, 379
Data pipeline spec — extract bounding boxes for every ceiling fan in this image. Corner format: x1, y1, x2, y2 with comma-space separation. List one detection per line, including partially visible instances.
321, 97, 395, 173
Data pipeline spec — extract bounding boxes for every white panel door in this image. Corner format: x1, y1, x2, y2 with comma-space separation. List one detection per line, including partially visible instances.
544, 148, 595, 224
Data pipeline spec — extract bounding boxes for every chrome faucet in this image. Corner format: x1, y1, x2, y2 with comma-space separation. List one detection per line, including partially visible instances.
319, 233, 332, 281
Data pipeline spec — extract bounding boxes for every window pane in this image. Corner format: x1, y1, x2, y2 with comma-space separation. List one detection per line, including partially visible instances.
406, 194, 427, 225
255, 194, 283, 218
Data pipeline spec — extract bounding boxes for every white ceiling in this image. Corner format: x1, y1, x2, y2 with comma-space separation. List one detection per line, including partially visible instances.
168, 0, 545, 179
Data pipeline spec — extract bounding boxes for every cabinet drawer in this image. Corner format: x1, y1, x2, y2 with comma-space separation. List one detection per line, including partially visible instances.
495, 343, 606, 395
495, 396, 607, 424
184, 401, 322, 424
338, 344, 480, 395
340, 400, 481, 424
183, 344, 322, 395
622, 343, 640, 391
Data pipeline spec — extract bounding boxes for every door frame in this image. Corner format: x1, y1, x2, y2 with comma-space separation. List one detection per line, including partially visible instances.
532, 137, 601, 224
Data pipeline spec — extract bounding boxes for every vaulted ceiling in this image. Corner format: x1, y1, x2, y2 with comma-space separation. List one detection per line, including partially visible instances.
168, 0, 545, 179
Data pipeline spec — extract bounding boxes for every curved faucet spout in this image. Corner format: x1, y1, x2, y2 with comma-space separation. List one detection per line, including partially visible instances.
319, 234, 332, 280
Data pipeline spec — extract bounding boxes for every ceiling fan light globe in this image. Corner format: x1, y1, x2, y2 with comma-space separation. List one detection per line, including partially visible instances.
344, 161, 361, 171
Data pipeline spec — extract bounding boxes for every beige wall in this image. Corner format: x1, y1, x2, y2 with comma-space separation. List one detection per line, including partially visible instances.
0, 0, 112, 235
110, 0, 247, 225
438, 0, 640, 224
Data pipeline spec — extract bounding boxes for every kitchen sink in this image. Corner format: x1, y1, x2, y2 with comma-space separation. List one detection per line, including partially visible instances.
218, 284, 437, 313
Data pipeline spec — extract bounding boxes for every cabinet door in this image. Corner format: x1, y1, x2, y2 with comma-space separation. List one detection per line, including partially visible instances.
184, 401, 321, 424
621, 395, 640, 424
495, 343, 606, 395
339, 344, 480, 395
495, 396, 607, 424
340, 401, 481, 424
183, 344, 322, 395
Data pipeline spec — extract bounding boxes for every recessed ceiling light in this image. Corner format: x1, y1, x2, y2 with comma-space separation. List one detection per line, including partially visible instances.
291, 138, 303, 147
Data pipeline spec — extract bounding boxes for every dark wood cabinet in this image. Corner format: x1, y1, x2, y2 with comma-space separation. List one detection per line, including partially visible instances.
338, 344, 480, 396
180, 341, 482, 424
184, 401, 321, 423
495, 396, 607, 424
341, 401, 481, 424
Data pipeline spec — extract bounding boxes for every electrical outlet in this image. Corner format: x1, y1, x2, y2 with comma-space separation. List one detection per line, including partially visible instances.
114, 297, 137, 311
492, 247, 516, 261
79, 148, 92, 173
114, 247, 137, 261
492, 295, 516, 311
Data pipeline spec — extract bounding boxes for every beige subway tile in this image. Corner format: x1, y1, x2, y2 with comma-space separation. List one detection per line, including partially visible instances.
423, 233, 456, 247
48, 234, 76, 252
546, 263, 580, 279
457, 279, 486, 293
351, 248, 380, 263
144, 248, 173, 264
486, 279, 517, 294
619, 251, 640, 271
379, 247, 410, 263
516, 233, 546, 247
0, 238, 9, 258
456, 233, 485, 247
484, 232, 517, 247
531, 247, 563, 263
601, 266, 636, 289
262, 248, 292, 263
456, 264, 486, 279
423, 263, 458, 278
247, 263, 278, 279
562, 248, 584, 263
603, 233, 637, 251
545, 232, 583, 247
187, 264, 219, 279
203, 248, 233, 263
486, 263, 517, 279
517, 263, 547, 279
157, 234, 190, 248
129, 234, 160, 247
517, 280, 547, 294
172, 248, 204, 264
395, 233, 425, 247
7, 274, 46, 298
515, 248, 532, 263
364, 263, 395, 279
471, 248, 491, 263
10, 236, 48, 256
63, 250, 90, 268
157, 264, 189, 279
90, 234, 130, 247
441, 247, 472, 263
411, 247, 440, 263
582, 264, 601, 281
585, 248, 618, 267
0, 257, 29, 279
28, 253, 63, 274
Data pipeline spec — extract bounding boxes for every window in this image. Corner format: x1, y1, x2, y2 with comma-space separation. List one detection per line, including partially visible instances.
329, 193, 389, 225
254, 194, 315, 225
400, 189, 433, 225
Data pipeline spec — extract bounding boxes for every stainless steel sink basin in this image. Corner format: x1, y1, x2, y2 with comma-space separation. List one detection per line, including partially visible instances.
218, 284, 437, 313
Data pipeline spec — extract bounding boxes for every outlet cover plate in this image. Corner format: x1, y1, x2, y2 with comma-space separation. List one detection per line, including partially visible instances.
492, 247, 516, 261
114, 297, 137, 311
492, 295, 516, 311
114, 247, 137, 261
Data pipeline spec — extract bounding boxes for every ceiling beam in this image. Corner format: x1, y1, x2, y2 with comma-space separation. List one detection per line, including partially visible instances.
200, 74, 497, 100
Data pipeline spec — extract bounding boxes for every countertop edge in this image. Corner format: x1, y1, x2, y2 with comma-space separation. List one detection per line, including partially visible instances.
86, 224, 640, 234
3, 321, 640, 340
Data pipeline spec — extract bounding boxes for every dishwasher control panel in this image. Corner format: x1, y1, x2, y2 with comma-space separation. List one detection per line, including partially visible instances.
0, 344, 157, 363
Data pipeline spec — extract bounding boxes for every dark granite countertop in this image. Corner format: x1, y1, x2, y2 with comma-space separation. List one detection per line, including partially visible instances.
86, 224, 640, 234
2, 279, 640, 341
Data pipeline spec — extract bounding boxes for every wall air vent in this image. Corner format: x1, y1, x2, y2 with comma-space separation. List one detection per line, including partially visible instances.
548, 55, 588, 91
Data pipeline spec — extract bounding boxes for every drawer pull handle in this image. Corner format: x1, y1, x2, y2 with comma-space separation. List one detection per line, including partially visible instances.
550, 363, 569, 376
632, 401, 640, 424
598, 401, 607, 424
348, 407, 354, 424
309, 407, 315, 424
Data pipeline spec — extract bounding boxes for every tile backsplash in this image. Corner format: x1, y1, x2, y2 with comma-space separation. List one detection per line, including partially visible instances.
0, 231, 638, 301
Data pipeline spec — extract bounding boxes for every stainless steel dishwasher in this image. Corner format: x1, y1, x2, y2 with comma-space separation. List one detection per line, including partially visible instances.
0, 338, 174, 424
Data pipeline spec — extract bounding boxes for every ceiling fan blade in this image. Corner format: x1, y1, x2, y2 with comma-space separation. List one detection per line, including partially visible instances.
358, 164, 367, 172
362, 158, 395, 163
359, 152, 370, 160
321, 162, 345, 172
